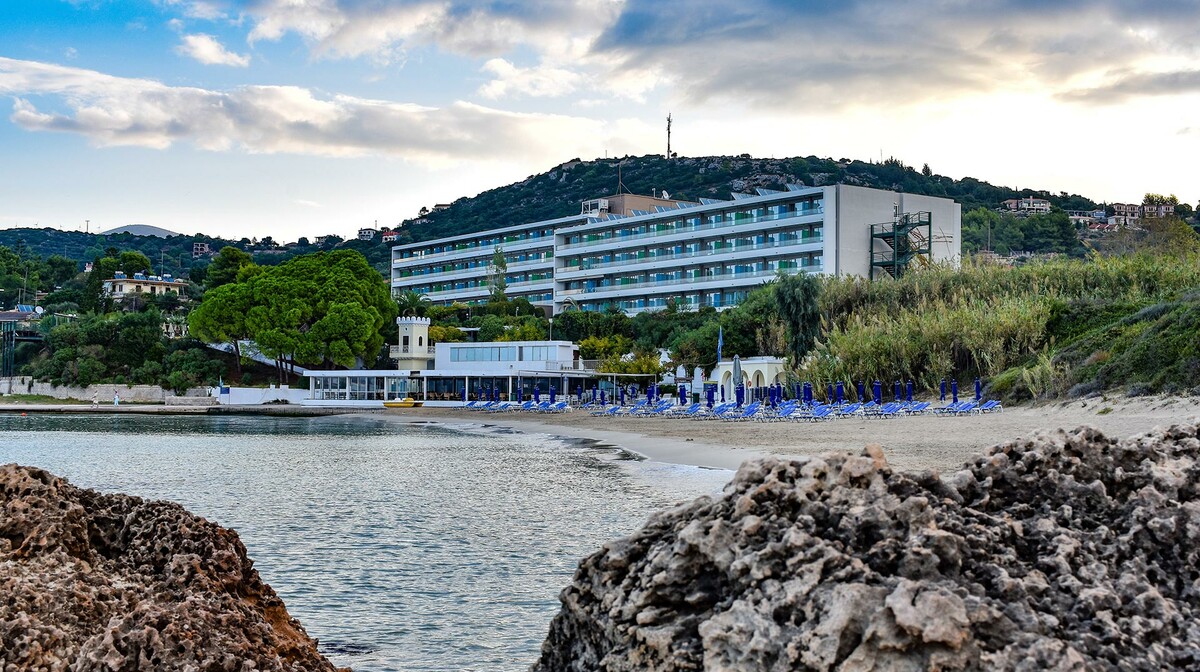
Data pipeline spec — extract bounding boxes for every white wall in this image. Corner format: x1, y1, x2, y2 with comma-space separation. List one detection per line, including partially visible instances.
1, 377, 208, 402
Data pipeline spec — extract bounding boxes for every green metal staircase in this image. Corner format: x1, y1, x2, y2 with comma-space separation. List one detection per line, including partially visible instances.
870, 211, 932, 280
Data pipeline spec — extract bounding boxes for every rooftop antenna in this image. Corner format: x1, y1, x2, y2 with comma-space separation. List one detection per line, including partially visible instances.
85, 219, 89, 234
617, 159, 628, 194
666, 113, 673, 159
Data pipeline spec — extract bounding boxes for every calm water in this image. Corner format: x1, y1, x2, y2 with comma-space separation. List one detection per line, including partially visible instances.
0, 413, 730, 671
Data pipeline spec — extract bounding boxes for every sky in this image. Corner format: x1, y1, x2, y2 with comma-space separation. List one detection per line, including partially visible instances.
0, 0, 1198, 241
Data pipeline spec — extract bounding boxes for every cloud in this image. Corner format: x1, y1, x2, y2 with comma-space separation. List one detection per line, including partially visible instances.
64, 48, 78, 60
295, 199, 322, 208
155, 0, 228, 20
176, 34, 252, 67
477, 59, 582, 99
588, 0, 1200, 110
241, 0, 616, 62
0, 57, 617, 163
1061, 70, 1200, 104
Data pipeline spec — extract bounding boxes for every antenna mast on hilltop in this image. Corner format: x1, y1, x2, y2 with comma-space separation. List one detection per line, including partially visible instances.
666, 113, 673, 159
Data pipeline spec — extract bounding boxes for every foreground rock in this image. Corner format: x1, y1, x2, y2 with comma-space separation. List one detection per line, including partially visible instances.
0, 464, 345, 671
534, 423, 1200, 671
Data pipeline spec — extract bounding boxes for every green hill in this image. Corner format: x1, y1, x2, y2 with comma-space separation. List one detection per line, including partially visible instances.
404, 154, 1100, 243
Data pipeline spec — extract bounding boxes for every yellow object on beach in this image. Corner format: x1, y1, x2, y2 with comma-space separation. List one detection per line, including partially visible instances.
384, 398, 424, 408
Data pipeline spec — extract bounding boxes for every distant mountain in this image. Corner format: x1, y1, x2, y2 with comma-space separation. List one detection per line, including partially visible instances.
403, 154, 1101, 244
98, 224, 179, 238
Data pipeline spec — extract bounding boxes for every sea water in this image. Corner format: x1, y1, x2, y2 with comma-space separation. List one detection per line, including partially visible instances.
0, 413, 732, 671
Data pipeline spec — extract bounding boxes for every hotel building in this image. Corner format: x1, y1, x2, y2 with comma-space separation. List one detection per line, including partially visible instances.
391, 184, 961, 314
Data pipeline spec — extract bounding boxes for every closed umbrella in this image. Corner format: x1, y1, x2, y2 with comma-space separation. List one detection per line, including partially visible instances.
894, 380, 902, 402
952, 379, 959, 403
601, 389, 607, 405
591, 387, 597, 404
516, 377, 521, 402
940, 378, 947, 402
720, 385, 726, 404
975, 377, 982, 402
857, 380, 866, 403
794, 383, 803, 400
835, 381, 844, 405
706, 385, 715, 409
550, 385, 556, 404
826, 383, 834, 403
736, 383, 744, 407
731, 356, 742, 401
534, 385, 541, 403
873, 380, 883, 405
906, 380, 913, 403
803, 382, 812, 405
619, 386, 625, 406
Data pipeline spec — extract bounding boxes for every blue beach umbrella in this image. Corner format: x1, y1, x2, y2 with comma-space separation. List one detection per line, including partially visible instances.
952, 379, 959, 403
601, 389, 607, 405
794, 383, 803, 400
873, 380, 883, 405
836, 381, 844, 405
706, 385, 715, 409
720, 385, 726, 404
894, 380, 902, 402
462, 386, 468, 402
803, 382, 812, 405
826, 383, 834, 403
940, 379, 947, 402
534, 385, 541, 403
619, 386, 625, 406
906, 380, 914, 403
975, 377, 982, 402
857, 380, 866, 403
736, 383, 745, 407
550, 385, 556, 404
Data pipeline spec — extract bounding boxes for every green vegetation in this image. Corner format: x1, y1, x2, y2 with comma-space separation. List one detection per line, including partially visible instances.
960, 208, 1084, 256
805, 254, 1200, 400
189, 250, 397, 382
404, 154, 1105, 244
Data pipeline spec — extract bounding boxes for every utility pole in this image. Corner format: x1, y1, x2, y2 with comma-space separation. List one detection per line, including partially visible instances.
85, 219, 89, 234
666, 113, 673, 159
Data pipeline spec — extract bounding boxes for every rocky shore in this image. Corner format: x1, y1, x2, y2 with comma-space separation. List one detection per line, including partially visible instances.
0, 464, 345, 671
534, 422, 1200, 671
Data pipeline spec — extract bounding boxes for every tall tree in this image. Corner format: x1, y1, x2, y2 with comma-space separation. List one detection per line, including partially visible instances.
206, 246, 255, 289
774, 271, 822, 363
188, 282, 252, 376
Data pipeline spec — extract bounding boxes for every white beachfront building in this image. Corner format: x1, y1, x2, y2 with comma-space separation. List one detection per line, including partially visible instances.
391, 185, 961, 315
301, 317, 600, 406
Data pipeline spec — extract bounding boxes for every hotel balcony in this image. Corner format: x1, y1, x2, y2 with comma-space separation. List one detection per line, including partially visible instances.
557, 206, 824, 252
390, 345, 437, 358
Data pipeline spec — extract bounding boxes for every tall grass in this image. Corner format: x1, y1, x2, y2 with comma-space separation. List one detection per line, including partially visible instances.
800, 253, 1200, 395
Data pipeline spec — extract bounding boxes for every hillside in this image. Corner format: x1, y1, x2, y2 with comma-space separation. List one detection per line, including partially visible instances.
404, 154, 1100, 243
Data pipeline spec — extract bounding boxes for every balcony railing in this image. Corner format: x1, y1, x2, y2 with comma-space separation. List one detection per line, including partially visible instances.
390, 345, 436, 358
558, 233, 824, 274
558, 206, 823, 251
557, 264, 823, 297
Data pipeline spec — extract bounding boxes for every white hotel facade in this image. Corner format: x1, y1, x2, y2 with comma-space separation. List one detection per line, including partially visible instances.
391, 185, 961, 314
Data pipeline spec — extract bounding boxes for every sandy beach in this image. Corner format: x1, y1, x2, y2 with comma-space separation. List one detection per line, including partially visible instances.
385, 395, 1200, 472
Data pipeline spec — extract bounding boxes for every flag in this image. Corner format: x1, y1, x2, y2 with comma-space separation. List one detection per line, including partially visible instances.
716, 326, 723, 363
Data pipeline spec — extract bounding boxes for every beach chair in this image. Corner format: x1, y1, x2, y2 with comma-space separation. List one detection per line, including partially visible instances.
933, 401, 964, 415
463, 400, 479, 409
906, 401, 931, 415
804, 406, 835, 422
486, 402, 511, 413
545, 401, 570, 413
723, 402, 761, 421
835, 403, 863, 418
589, 405, 619, 416
951, 401, 979, 415
978, 400, 1003, 413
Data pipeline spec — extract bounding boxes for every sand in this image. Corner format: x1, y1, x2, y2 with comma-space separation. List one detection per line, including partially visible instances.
386, 394, 1200, 472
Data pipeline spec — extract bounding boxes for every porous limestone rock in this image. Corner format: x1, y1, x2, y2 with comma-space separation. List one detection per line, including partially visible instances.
533, 424, 1200, 671
0, 464, 346, 672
